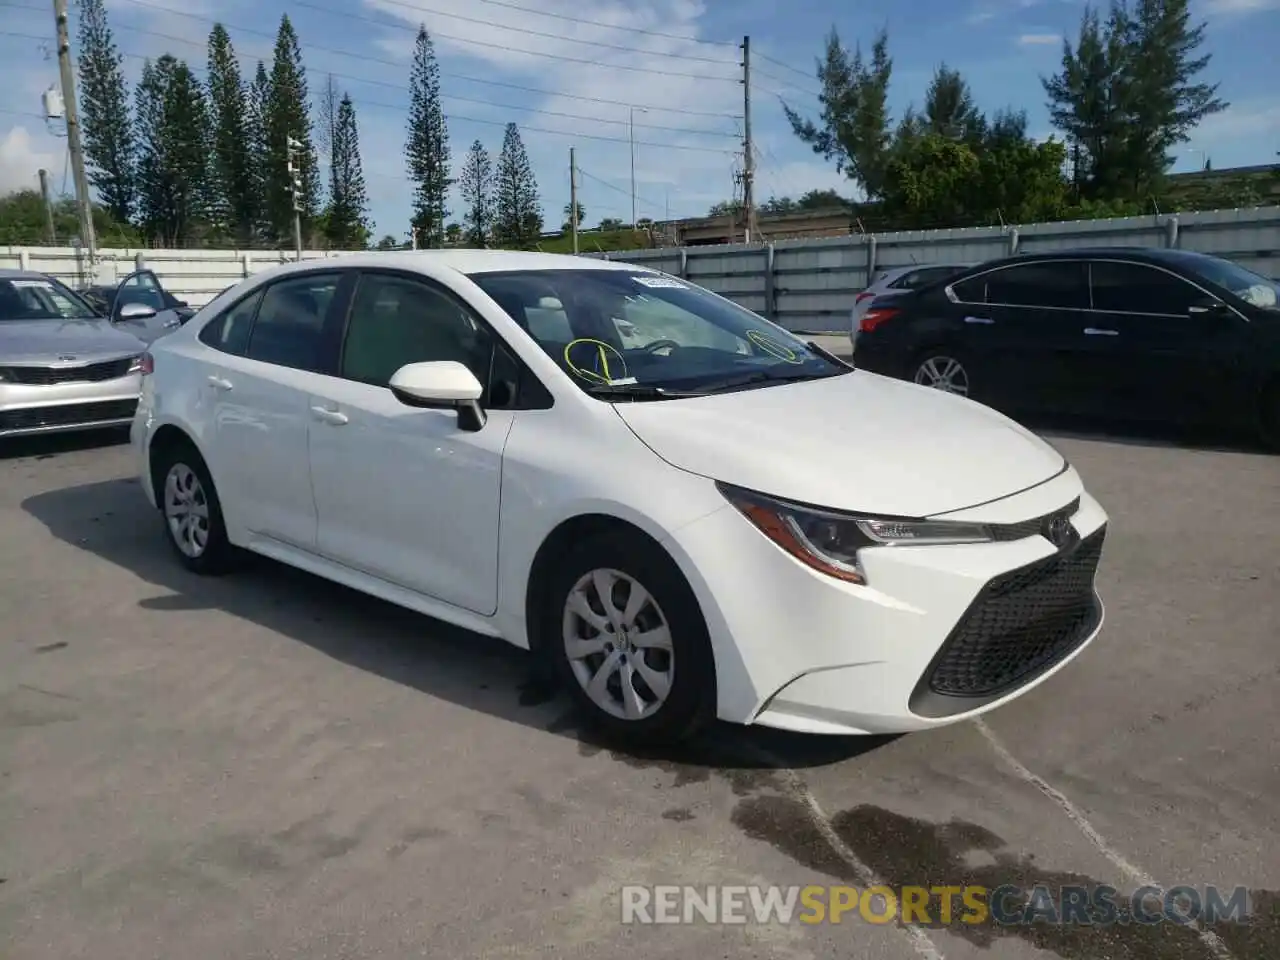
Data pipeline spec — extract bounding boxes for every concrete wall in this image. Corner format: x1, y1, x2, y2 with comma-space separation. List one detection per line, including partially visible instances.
588, 206, 1280, 332
4, 205, 1278, 331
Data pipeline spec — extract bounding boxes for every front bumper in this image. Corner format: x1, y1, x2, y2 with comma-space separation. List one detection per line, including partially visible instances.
666, 467, 1108, 735
0, 375, 142, 438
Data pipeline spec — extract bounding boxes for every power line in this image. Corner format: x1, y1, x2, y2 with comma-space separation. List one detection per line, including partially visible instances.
89, 0, 741, 137
755, 50, 819, 83
473, 0, 739, 49
294, 0, 738, 68
111, 0, 739, 83
0, 28, 737, 155
27, 4, 737, 120
576, 166, 666, 217
753, 66, 822, 100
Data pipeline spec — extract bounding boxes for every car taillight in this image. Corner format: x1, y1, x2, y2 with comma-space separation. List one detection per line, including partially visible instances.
855, 291, 875, 304
859, 307, 899, 333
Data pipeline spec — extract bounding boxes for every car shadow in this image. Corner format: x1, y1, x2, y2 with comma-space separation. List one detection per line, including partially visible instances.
0, 427, 131, 461
21, 476, 893, 774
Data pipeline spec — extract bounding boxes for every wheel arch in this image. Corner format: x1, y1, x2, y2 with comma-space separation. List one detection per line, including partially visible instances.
146, 422, 221, 510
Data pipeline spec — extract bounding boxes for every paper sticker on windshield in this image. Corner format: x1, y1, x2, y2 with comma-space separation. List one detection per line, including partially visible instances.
747, 330, 804, 364
10, 280, 55, 288
607, 376, 638, 385
633, 276, 686, 289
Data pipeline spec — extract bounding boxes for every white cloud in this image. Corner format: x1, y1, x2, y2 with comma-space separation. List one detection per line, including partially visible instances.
1189, 100, 1280, 142
1017, 32, 1062, 44
0, 126, 63, 195
1203, 0, 1280, 13
355, 0, 745, 227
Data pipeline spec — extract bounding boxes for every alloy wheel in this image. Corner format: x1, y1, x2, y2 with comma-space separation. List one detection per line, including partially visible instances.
164, 463, 211, 558
914, 356, 970, 396
562, 568, 674, 721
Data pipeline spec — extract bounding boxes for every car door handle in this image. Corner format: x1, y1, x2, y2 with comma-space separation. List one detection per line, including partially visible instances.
310, 405, 349, 426
206, 375, 233, 391
963, 316, 995, 325
1083, 327, 1120, 336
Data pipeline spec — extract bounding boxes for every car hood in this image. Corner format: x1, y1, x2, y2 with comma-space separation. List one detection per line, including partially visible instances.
0, 318, 147, 363
613, 370, 1067, 517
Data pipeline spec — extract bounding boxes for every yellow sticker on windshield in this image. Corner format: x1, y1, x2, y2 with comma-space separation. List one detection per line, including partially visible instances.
746, 330, 803, 363
564, 338, 630, 384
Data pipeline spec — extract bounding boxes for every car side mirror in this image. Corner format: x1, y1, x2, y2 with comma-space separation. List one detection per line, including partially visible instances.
389, 360, 487, 432
117, 301, 157, 321
1187, 298, 1229, 318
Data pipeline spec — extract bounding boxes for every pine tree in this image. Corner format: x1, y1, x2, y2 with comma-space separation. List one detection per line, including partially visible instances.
323, 93, 370, 249
493, 123, 542, 249
923, 65, 985, 143
246, 62, 273, 244
265, 15, 320, 244
405, 25, 451, 247
207, 24, 255, 244
76, 0, 134, 224
458, 139, 493, 247
1115, 0, 1227, 197
134, 56, 211, 245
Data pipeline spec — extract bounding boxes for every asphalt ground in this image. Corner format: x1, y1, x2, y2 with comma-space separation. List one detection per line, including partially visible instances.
2, 387, 1277, 959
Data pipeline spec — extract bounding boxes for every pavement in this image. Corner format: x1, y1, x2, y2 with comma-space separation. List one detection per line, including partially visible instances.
1, 407, 1278, 960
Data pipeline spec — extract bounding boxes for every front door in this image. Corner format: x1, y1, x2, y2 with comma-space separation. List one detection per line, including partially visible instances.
307, 271, 511, 616
198, 272, 342, 549
1085, 260, 1250, 422
116, 270, 182, 341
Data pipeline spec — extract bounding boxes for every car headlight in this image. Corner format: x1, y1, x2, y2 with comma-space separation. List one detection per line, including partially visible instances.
127, 355, 144, 373
717, 482, 993, 585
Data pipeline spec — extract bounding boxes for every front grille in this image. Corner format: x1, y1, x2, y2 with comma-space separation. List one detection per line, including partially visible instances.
0, 399, 138, 433
990, 497, 1081, 542
922, 527, 1105, 701
1, 358, 135, 385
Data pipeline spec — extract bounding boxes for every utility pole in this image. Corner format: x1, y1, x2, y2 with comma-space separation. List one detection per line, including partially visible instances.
52, 0, 96, 265
569, 147, 579, 255
286, 136, 303, 260
740, 35, 756, 245
38, 168, 56, 243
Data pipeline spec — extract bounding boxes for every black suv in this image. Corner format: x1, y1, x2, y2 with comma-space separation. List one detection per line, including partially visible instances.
852, 247, 1280, 447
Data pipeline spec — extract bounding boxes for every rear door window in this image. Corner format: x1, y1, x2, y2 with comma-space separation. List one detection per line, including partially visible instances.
984, 262, 1090, 310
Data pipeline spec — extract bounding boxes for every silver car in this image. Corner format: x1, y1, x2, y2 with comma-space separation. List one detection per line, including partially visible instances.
851, 263, 973, 351
0, 269, 152, 438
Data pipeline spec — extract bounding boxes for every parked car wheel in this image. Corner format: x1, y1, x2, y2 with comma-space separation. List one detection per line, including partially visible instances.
155, 441, 237, 574
911, 349, 973, 399
545, 529, 715, 746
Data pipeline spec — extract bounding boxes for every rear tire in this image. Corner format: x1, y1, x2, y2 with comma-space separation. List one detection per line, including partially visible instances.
910, 347, 975, 400
543, 528, 715, 747
154, 440, 238, 575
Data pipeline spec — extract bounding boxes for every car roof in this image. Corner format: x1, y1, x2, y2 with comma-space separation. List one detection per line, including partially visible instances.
967, 247, 1232, 272
248, 249, 652, 282
0, 268, 54, 280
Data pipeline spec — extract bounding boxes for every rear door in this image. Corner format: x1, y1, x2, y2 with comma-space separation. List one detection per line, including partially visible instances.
1086, 260, 1249, 421
946, 260, 1097, 412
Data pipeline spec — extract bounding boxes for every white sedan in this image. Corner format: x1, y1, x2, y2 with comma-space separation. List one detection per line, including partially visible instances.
131, 250, 1108, 745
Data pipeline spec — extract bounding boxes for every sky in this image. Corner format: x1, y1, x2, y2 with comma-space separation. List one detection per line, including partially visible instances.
0, 0, 1277, 243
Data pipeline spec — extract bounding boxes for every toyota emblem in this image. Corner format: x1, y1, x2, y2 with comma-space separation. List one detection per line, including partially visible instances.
1045, 514, 1075, 549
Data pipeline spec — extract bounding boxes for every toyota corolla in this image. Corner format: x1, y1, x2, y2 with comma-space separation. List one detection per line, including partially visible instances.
131, 251, 1108, 745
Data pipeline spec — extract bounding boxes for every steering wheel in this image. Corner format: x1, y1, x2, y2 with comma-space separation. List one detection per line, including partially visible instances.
642, 338, 681, 356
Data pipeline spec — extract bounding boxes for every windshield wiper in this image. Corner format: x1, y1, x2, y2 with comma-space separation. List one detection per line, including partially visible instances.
584, 382, 704, 400
695, 369, 843, 394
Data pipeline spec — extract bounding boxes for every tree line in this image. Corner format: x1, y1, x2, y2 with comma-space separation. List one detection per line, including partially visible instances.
712, 0, 1250, 230
37, 0, 548, 250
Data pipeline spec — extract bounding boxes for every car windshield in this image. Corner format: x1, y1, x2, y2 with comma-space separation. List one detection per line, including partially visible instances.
468, 268, 849, 398
0, 277, 100, 321
1183, 255, 1279, 311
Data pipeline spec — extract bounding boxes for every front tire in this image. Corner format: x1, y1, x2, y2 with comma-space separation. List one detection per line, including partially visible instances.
544, 529, 715, 746
155, 441, 237, 574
